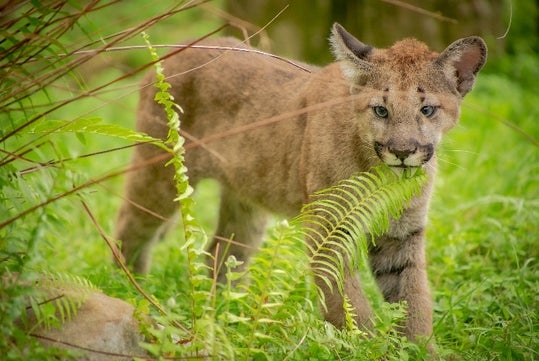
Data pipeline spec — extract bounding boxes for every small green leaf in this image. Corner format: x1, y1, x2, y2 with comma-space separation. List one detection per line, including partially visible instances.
27, 117, 161, 144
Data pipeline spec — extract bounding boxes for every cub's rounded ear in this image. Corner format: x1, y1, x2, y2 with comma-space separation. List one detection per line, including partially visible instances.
435, 36, 487, 96
330, 23, 374, 84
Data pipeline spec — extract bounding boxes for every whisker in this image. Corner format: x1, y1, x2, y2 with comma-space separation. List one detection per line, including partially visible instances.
423, 162, 438, 173
443, 148, 479, 156
436, 156, 467, 172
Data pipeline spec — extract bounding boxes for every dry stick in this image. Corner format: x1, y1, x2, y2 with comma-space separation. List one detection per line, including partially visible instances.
1, 93, 364, 230
0, 140, 57, 169
378, 0, 458, 24
75, 6, 309, 73
15, 0, 212, 69
464, 103, 539, 148
96, 182, 170, 222
36, 3, 294, 104
1, 2, 66, 61
0, 151, 170, 229
212, 235, 255, 250
6, 52, 354, 175
80, 199, 190, 334
31, 333, 210, 359
1, 0, 176, 106
29, 334, 160, 360
0, 1, 107, 103
3, 0, 213, 106
32, 333, 210, 360
75, 44, 313, 73
183, 93, 362, 151
15, 144, 139, 175
4, 6, 298, 165
11, 1, 285, 110
0, 23, 229, 157
0, 0, 215, 115
25, 294, 65, 311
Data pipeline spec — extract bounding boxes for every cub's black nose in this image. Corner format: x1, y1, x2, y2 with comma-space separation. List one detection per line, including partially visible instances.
390, 147, 417, 161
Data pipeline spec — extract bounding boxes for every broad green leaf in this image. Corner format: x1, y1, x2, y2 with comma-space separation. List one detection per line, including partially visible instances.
27, 117, 162, 145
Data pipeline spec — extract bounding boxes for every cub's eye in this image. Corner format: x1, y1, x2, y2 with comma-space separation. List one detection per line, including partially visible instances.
372, 106, 389, 119
420, 105, 437, 117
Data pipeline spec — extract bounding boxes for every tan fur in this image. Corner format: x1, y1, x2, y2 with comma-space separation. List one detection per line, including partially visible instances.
115, 23, 486, 343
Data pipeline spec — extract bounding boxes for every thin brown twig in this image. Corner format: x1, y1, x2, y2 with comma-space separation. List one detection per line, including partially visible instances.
0, 23, 228, 151
71, 44, 312, 73
378, 0, 458, 24
30, 333, 178, 360
497, 0, 512, 39
1, 93, 365, 231
0, 140, 56, 168
212, 235, 255, 250
1, 0, 212, 109
0, 151, 170, 229
79, 199, 190, 334
1, 3, 302, 169
0, 1, 108, 102
15, 143, 139, 176
25, 294, 65, 311
96, 182, 170, 222
31, 332, 211, 359
464, 102, 539, 148
183, 94, 363, 151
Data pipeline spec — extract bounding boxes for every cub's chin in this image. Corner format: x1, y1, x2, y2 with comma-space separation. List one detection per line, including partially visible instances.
387, 165, 423, 177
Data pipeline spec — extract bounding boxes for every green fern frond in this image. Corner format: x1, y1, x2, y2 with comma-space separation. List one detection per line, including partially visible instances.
143, 31, 209, 280
222, 166, 427, 356
141, 33, 220, 358
343, 294, 359, 332
26, 117, 161, 145
295, 165, 428, 297
27, 272, 99, 330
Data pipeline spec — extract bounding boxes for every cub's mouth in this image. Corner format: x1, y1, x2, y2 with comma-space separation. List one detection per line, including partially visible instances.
390, 164, 420, 169
374, 142, 434, 168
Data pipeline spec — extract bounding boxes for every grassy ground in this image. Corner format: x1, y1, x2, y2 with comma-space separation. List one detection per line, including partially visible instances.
428, 73, 538, 359
1, 2, 538, 360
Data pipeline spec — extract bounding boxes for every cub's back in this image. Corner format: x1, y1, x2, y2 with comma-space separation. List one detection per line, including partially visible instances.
138, 38, 316, 134
135, 38, 319, 215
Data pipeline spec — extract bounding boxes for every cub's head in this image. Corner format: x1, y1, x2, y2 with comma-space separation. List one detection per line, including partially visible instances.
330, 23, 487, 170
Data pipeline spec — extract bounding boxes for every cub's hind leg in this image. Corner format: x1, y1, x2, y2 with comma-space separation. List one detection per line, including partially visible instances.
114, 143, 178, 273
208, 187, 268, 282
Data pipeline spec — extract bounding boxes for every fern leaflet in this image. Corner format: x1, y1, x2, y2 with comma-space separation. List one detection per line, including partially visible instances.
295, 165, 428, 297
26, 272, 99, 330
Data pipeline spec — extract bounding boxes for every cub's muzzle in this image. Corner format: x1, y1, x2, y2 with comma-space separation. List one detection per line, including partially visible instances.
374, 141, 434, 168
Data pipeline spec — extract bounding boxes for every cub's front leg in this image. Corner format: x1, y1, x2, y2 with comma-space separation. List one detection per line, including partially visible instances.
369, 229, 433, 343
310, 245, 374, 331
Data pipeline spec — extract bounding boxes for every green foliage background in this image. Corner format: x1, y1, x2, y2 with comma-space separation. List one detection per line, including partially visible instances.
1, 1, 537, 360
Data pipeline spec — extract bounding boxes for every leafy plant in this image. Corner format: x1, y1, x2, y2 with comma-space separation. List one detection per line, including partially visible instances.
1, 1, 537, 360
0, 2, 212, 359
299, 167, 426, 295
23, 272, 100, 331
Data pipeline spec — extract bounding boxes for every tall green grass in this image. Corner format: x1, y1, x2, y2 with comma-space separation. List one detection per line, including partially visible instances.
429, 67, 539, 360
1, 1, 537, 360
